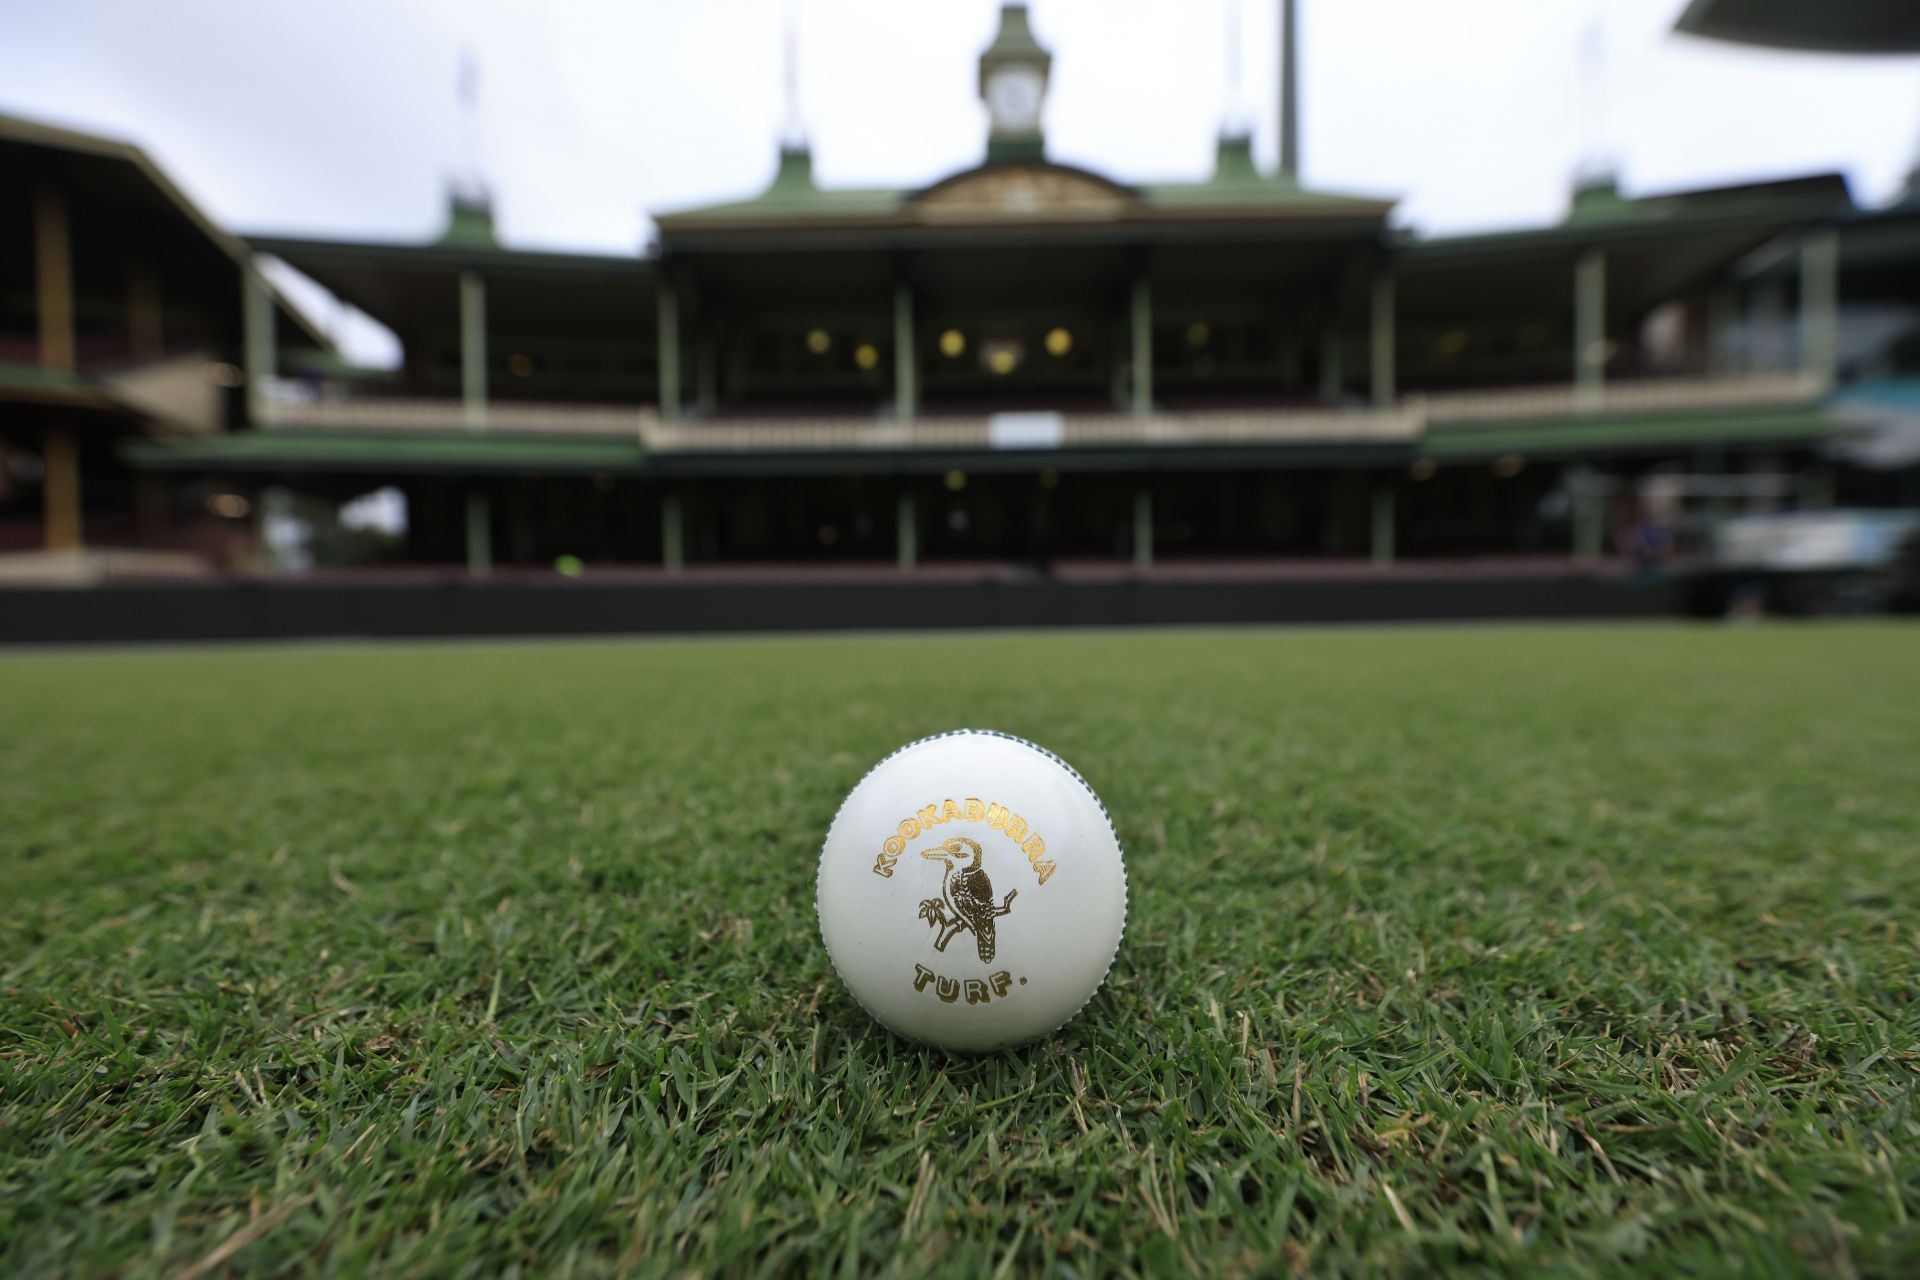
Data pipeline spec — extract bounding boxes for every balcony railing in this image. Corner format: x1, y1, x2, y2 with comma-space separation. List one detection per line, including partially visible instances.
256, 391, 645, 437
1419, 372, 1825, 425
251, 372, 1828, 453
638, 406, 1424, 453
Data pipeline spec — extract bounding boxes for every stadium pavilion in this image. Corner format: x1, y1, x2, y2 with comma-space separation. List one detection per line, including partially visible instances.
4, 1, 1919, 580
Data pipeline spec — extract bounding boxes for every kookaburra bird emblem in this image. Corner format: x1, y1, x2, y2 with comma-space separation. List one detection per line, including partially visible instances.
916, 837, 1019, 962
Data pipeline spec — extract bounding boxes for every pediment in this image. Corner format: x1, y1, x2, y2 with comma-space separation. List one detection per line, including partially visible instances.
913, 164, 1135, 222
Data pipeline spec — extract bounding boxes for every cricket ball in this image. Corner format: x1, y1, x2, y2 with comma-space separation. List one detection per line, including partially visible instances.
816, 729, 1127, 1051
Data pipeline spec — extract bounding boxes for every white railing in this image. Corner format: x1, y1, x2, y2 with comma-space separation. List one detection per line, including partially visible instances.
257, 393, 645, 438
250, 373, 1826, 451
1419, 372, 1824, 425
637, 407, 1424, 453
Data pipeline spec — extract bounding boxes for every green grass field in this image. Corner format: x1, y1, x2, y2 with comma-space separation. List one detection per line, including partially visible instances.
3, 625, 1917, 1276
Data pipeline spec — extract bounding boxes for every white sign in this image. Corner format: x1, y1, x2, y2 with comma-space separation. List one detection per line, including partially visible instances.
987, 412, 1064, 450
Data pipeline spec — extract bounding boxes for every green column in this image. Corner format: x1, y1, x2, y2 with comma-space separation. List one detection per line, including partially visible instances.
662, 491, 684, 573
897, 491, 917, 572
459, 270, 487, 430
1370, 483, 1394, 566
1574, 249, 1606, 406
1133, 487, 1153, 571
1369, 267, 1395, 406
657, 279, 681, 422
242, 261, 276, 425
465, 490, 492, 577
894, 280, 917, 420
1798, 228, 1839, 385
1130, 273, 1153, 418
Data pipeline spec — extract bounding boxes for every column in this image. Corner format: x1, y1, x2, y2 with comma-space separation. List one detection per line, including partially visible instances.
35, 187, 80, 551
464, 490, 492, 577
42, 427, 81, 551
897, 491, 917, 572
1369, 266, 1395, 407
1130, 272, 1153, 418
894, 280, 917, 420
657, 277, 681, 422
1798, 228, 1839, 385
242, 262, 277, 425
1574, 249, 1606, 407
34, 185, 74, 372
1132, 487, 1153, 571
1370, 482, 1394, 567
662, 491, 684, 573
460, 270, 487, 430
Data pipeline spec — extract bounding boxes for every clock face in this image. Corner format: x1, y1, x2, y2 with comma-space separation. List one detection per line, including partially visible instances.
986, 64, 1045, 133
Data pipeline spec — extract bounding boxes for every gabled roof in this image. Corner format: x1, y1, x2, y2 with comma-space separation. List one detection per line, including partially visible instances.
1400, 173, 1853, 264
0, 110, 327, 352
653, 140, 1393, 239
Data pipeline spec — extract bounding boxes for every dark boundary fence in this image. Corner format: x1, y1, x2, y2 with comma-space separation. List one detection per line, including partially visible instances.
0, 575, 1686, 645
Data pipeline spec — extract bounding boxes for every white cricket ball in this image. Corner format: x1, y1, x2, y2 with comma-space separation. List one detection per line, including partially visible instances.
816, 729, 1127, 1051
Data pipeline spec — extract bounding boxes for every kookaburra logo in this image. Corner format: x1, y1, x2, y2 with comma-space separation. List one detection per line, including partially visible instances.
916, 837, 1018, 962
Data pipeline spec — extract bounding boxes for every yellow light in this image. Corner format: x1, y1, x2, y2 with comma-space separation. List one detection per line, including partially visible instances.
1493, 453, 1526, 477
1186, 322, 1211, 348
944, 469, 967, 492
1045, 327, 1073, 357
854, 343, 879, 370
939, 329, 966, 358
206, 492, 252, 518
806, 328, 832, 355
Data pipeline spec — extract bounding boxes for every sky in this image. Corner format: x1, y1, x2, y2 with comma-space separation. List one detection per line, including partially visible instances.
6, 0, 1919, 361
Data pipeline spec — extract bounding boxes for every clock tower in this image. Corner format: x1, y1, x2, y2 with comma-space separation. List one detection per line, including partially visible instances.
979, 3, 1051, 163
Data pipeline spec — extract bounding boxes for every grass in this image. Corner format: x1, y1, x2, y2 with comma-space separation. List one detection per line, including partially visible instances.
1, 624, 1916, 1277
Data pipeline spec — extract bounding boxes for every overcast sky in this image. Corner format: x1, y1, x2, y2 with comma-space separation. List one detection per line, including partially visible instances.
6, 0, 1919, 358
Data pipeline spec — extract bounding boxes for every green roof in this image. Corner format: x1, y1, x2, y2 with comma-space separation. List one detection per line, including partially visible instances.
1403, 175, 1852, 263
980, 3, 1049, 68
1423, 408, 1848, 460
657, 146, 1391, 231
1140, 137, 1390, 213
123, 431, 646, 476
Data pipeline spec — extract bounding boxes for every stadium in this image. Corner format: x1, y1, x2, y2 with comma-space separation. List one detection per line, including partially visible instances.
5, 1, 1919, 638
2, 3, 1918, 1275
